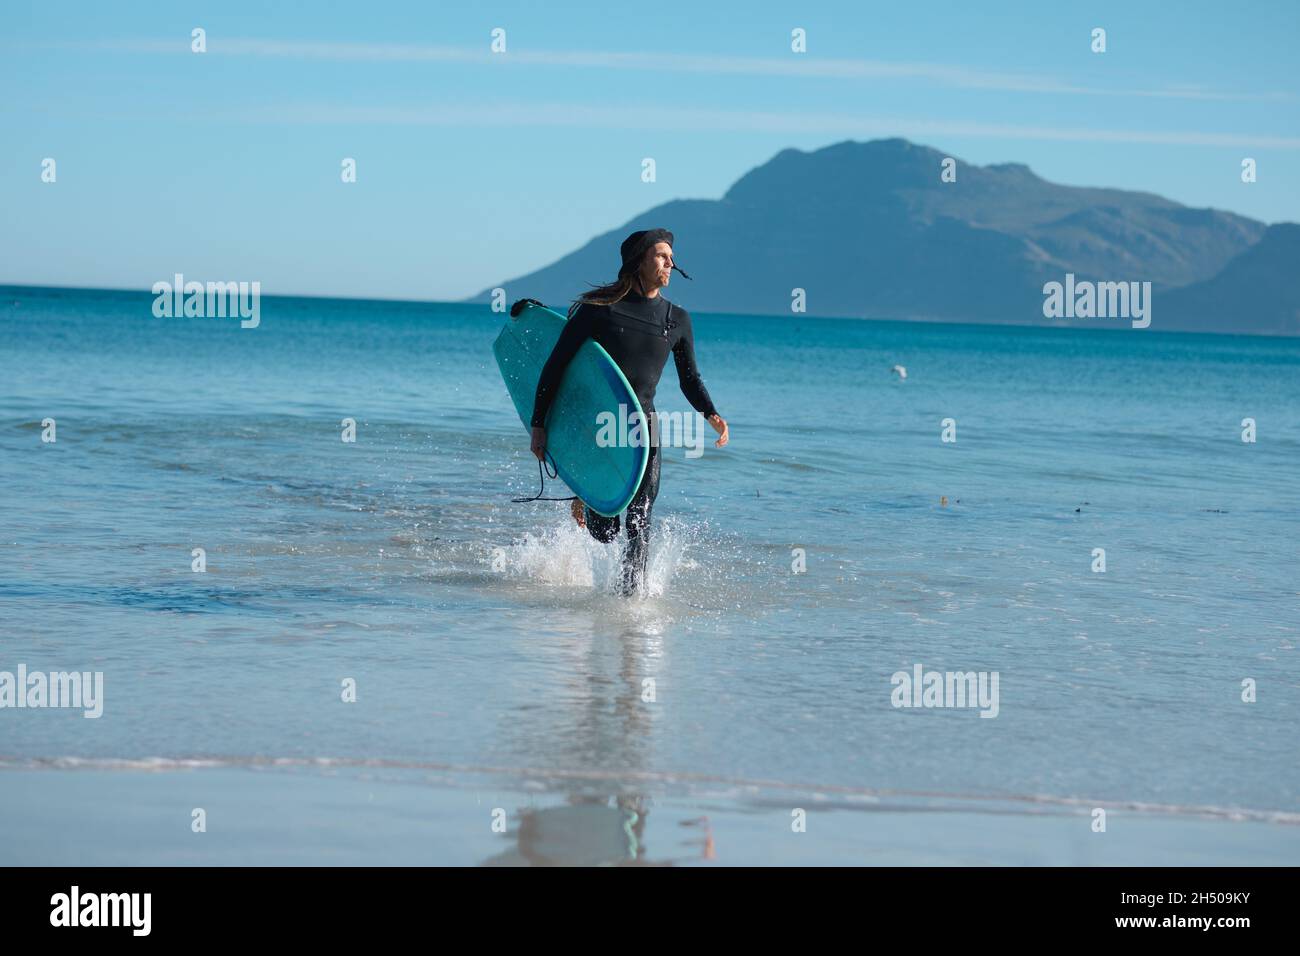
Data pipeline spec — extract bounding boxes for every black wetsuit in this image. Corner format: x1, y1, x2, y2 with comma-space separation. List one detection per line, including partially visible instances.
530, 291, 717, 593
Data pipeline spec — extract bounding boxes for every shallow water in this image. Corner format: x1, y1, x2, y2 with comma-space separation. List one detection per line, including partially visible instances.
1, 286, 1298, 855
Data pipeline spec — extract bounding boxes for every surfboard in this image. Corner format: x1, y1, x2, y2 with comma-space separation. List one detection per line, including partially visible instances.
493, 301, 649, 517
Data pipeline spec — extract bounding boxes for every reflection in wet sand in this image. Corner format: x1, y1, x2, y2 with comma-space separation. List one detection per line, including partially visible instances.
484, 612, 715, 865
481, 795, 714, 866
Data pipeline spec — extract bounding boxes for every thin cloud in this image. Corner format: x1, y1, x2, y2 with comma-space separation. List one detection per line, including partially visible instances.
62, 37, 1292, 103
239, 100, 1300, 149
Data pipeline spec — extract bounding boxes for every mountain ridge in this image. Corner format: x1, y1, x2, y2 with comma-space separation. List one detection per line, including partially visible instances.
469, 138, 1289, 334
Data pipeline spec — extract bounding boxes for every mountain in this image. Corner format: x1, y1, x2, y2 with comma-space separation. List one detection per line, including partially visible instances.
1159, 224, 1300, 335
469, 138, 1286, 334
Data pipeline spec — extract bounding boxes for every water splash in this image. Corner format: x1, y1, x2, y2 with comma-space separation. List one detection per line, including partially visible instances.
492, 514, 702, 600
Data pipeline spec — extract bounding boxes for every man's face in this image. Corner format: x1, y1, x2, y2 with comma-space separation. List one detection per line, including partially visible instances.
640, 241, 674, 290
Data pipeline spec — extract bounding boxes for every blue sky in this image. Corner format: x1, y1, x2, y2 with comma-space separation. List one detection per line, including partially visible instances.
2, 0, 1297, 300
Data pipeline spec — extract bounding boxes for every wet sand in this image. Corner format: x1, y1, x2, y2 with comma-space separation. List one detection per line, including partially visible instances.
4, 765, 1297, 866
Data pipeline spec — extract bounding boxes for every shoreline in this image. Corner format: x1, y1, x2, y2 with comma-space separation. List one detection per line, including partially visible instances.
4, 764, 1297, 866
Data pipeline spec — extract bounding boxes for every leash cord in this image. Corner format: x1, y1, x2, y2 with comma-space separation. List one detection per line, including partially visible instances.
511, 450, 577, 504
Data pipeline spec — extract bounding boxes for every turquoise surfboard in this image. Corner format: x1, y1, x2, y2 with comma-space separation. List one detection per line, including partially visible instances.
493, 301, 649, 517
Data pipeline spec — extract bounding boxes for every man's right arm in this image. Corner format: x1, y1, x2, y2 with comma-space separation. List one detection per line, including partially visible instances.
530, 304, 594, 428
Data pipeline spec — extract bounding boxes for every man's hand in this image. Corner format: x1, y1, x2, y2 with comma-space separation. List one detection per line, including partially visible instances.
707, 413, 729, 448
510, 298, 544, 318
530, 426, 547, 460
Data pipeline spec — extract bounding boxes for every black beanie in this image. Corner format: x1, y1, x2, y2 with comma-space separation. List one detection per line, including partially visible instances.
619, 228, 692, 280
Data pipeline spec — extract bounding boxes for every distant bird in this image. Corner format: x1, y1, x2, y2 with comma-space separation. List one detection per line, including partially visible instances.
891, 365, 907, 379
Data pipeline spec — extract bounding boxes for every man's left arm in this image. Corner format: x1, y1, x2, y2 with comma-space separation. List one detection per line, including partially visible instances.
671, 309, 728, 447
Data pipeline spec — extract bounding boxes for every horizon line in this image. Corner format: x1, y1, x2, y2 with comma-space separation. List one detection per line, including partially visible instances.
2, 282, 1292, 340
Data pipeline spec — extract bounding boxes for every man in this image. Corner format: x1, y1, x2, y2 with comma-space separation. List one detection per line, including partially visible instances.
527, 229, 729, 595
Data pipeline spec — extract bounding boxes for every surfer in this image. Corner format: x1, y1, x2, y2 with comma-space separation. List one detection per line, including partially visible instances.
526, 229, 728, 596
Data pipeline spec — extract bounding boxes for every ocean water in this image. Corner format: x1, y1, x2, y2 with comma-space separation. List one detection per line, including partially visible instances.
2, 286, 1298, 862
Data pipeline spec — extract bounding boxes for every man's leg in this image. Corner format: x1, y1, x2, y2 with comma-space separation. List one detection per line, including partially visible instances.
584, 508, 619, 544
621, 444, 661, 595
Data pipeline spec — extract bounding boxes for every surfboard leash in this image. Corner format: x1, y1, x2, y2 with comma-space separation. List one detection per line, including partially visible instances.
511, 449, 577, 505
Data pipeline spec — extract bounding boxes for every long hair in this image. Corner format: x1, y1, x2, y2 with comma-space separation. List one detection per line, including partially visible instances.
566, 260, 647, 319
